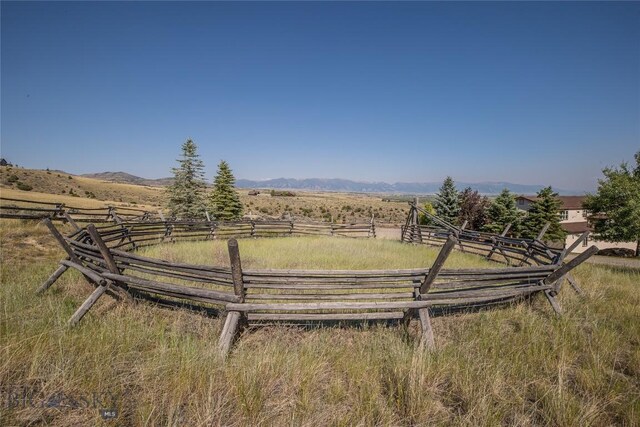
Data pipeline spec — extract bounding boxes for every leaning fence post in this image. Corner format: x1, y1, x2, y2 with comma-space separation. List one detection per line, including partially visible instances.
219, 239, 245, 357
486, 223, 511, 261
536, 222, 550, 242
415, 235, 456, 350
542, 245, 599, 315
38, 219, 99, 295
420, 235, 456, 295
63, 211, 81, 231
552, 231, 590, 295
87, 224, 133, 302
227, 239, 245, 302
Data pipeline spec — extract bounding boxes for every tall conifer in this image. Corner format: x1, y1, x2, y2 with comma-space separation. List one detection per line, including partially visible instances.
209, 160, 243, 220
166, 139, 207, 219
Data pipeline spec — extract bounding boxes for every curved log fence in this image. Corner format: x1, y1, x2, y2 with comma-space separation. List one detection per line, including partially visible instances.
25, 196, 598, 357
401, 200, 566, 266
0, 196, 155, 224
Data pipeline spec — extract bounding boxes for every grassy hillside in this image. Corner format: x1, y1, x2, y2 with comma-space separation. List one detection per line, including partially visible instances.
1, 222, 638, 425
0, 165, 411, 223
0, 165, 164, 206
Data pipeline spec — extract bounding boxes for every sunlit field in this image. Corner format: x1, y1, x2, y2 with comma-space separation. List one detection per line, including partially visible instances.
1, 220, 639, 426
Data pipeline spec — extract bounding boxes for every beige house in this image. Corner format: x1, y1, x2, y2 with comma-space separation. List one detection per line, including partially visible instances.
515, 195, 637, 254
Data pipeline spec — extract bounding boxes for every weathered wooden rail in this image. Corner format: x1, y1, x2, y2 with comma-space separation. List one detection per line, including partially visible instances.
34, 201, 597, 357
401, 200, 564, 266
0, 196, 377, 237
0, 196, 153, 224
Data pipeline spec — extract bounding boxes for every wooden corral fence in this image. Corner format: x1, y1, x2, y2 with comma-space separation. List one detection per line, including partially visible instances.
0, 196, 376, 237
0, 197, 154, 224
36, 201, 598, 356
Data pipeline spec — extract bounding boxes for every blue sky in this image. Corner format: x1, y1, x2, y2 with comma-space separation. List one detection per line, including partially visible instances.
1, 1, 638, 191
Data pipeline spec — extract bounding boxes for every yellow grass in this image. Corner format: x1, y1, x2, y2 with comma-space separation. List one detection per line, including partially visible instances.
1, 219, 639, 425
0, 166, 164, 207
0, 166, 411, 224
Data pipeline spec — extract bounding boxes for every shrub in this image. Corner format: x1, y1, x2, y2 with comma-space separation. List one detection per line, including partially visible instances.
16, 182, 33, 191
270, 190, 296, 197
7, 175, 19, 183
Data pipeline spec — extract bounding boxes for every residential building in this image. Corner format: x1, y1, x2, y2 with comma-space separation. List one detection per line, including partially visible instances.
515, 195, 636, 254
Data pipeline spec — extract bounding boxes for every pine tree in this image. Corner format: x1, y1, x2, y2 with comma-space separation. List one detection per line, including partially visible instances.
482, 189, 524, 235
583, 151, 640, 256
166, 139, 207, 219
522, 186, 566, 242
209, 160, 243, 220
458, 187, 490, 230
433, 176, 460, 225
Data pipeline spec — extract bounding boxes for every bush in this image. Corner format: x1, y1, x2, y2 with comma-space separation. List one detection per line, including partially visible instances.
16, 182, 33, 191
597, 248, 636, 258
270, 190, 296, 197
7, 175, 19, 183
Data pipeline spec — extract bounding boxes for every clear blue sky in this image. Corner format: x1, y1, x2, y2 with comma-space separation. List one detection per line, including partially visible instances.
1, 1, 639, 191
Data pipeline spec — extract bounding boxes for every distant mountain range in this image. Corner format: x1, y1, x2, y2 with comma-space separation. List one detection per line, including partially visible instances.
236, 178, 585, 195
82, 172, 585, 195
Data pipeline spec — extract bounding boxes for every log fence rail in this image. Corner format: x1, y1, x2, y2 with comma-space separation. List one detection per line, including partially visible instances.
24, 196, 598, 357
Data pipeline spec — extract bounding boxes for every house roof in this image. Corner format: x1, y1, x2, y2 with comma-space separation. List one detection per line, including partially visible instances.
561, 221, 591, 234
517, 195, 587, 210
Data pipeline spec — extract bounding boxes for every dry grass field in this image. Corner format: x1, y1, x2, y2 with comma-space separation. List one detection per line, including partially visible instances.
1, 218, 639, 426
0, 166, 410, 224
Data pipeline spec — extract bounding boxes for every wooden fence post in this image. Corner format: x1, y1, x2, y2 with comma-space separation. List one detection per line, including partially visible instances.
227, 239, 245, 302
219, 238, 245, 357
486, 223, 511, 261
420, 235, 457, 295
552, 231, 590, 295
68, 280, 112, 326
87, 224, 133, 302
536, 222, 551, 242
415, 235, 457, 350
412, 198, 423, 243
63, 211, 81, 231
36, 264, 69, 295
369, 214, 376, 238
541, 245, 599, 315
38, 219, 105, 295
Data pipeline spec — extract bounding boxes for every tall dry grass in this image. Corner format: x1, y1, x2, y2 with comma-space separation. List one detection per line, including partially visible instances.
1, 221, 638, 426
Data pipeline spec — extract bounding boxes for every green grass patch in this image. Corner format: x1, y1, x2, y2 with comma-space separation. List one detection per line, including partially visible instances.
139, 237, 495, 270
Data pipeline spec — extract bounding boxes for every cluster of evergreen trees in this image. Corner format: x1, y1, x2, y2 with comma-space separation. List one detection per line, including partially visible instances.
166, 139, 243, 221
425, 150, 640, 254
425, 176, 567, 242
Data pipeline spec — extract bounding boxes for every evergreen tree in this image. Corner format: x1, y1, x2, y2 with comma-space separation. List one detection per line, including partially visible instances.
458, 187, 490, 230
483, 189, 524, 235
433, 176, 460, 225
522, 186, 566, 242
583, 151, 640, 256
209, 160, 243, 220
166, 139, 207, 219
